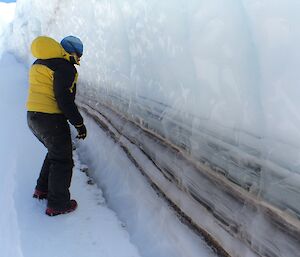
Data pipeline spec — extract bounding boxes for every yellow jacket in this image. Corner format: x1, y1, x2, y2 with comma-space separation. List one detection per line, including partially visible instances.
27, 36, 83, 126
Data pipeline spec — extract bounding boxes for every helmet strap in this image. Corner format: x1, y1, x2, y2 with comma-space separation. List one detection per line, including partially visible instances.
69, 54, 80, 65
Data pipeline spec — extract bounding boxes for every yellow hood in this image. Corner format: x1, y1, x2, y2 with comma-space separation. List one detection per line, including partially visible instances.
31, 36, 70, 60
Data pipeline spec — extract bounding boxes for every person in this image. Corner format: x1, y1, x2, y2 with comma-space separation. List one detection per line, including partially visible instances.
26, 35, 87, 216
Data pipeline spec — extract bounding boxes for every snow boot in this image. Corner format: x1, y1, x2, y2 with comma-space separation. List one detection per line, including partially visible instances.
33, 189, 48, 200
46, 200, 78, 216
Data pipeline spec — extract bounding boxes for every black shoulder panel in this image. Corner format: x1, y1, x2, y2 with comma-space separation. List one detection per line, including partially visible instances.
33, 58, 72, 72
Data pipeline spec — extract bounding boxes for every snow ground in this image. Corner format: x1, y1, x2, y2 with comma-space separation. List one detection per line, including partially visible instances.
0, 53, 141, 257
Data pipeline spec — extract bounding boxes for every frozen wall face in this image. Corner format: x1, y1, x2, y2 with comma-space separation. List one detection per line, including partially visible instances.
7, 0, 300, 256
0, 2, 16, 55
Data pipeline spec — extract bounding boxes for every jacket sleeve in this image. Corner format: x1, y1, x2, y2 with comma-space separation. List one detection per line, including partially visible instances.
53, 64, 83, 126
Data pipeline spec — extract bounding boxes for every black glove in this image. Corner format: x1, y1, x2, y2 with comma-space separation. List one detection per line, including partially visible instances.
75, 124, 87, 139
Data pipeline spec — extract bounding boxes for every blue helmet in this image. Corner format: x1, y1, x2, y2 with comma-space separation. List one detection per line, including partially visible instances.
60, 36, 83, 57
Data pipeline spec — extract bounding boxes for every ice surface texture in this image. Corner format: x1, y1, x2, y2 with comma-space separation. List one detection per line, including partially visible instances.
5, 0, 300, 256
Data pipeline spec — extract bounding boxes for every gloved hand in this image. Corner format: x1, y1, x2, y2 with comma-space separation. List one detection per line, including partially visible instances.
75, 124, 87, 139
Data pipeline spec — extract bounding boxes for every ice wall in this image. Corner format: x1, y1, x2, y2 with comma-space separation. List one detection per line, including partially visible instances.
0, 2, 15, 55
9, 0, 300, 217
5, 0, 300, 256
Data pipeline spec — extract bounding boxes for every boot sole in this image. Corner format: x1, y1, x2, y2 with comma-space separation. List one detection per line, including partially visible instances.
46, 201, 77, 216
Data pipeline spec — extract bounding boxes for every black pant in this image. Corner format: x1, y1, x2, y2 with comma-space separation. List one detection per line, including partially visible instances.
27, 111, 74, 210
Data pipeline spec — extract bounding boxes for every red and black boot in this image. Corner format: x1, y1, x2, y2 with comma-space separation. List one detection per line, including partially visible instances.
46, 200, 78, 216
